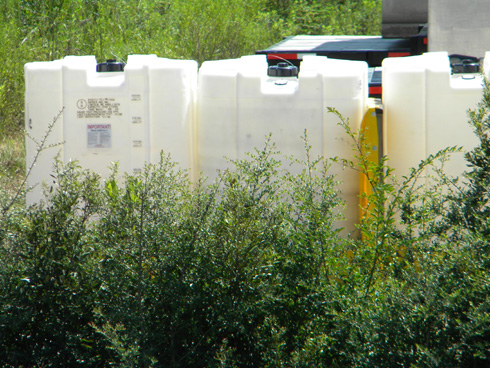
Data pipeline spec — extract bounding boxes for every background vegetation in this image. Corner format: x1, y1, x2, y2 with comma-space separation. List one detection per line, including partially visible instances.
4, 1, 490, 367
0, 0, 381, 135
0, 0, 381, 194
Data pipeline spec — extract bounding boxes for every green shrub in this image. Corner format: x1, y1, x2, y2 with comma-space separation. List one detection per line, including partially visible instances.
2, 93, 490, 366
0, 161, 116, 366
87, 139, 346, 367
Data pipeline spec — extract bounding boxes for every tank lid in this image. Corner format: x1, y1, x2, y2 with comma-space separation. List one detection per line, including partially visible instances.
268, 62, 298, 77
96, 59, 125, 72
450, 54, 481, 74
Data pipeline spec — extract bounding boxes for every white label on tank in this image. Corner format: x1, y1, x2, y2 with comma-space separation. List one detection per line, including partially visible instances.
77, 98, 122, 119
87, 124, 111, 148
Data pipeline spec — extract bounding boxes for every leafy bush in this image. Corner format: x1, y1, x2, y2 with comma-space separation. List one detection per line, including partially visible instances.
0, 137, 346, 366
0, 162, 115, 366
4, 81, 490, 365
88, 140, 348, 367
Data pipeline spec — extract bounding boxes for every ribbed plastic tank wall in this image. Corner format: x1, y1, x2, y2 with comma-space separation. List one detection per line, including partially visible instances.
382, 51, 490, 182
25, 55, 197, 205
197, 55, 368, 232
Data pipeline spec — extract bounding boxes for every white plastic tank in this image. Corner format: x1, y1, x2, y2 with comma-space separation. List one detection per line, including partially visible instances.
382, 51, 490, 183
197, 55, 368, 232
25, 55, 197, 205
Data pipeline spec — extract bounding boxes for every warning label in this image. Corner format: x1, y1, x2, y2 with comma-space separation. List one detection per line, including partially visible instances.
77, 98, 122, 119
87, 124, 111, 148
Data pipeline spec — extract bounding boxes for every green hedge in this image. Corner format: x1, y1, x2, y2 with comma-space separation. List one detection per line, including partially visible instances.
2, 84, 490, 365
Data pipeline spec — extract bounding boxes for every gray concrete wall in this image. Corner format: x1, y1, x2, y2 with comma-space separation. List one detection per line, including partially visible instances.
382, 0, 428, 37
429, 0, 490, 57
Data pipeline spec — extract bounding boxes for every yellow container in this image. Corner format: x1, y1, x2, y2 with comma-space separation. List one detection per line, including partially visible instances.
359, 98, 383, 221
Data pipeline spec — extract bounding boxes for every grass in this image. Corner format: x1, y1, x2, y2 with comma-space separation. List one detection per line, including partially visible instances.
0, 132, 25, 197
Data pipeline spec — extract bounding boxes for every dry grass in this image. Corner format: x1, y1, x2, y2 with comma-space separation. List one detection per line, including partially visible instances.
0, 133, 25, 199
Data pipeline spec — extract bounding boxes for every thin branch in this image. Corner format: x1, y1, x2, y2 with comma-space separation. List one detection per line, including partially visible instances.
2, 108, 64, 215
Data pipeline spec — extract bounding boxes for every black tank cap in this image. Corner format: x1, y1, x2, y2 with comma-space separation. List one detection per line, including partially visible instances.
449, 54, 480, 74
96, 59, 125, 72
268, 62, 298, 77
